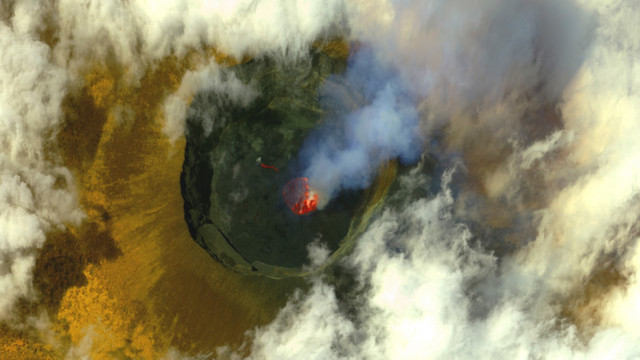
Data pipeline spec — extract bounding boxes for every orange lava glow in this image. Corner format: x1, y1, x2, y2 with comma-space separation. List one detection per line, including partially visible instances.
283, 177, 319, 215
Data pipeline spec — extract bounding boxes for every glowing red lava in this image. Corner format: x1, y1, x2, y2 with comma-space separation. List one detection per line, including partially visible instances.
282, 177, 318, 215
260, 163, 279, 172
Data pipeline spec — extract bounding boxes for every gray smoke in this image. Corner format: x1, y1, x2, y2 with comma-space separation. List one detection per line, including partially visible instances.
299, 50, 422, 205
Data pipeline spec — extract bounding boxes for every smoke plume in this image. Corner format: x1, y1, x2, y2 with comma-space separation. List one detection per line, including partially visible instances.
299, 49, 422, 205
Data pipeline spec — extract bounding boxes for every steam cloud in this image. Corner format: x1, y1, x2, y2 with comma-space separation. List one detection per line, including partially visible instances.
299, 50, 422, 204
1, 0, 640, 358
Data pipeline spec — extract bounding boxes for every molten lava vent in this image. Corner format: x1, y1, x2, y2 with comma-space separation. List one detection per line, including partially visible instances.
282, 177, 319, 215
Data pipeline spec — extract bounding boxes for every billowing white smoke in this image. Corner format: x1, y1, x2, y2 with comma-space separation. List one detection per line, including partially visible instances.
300, 0, 591, 206
299, 51, 422, 205
349, 0, 590, 108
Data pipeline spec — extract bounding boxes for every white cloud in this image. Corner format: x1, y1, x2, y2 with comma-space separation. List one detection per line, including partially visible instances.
134, 0, 347, 60
245, 168, 640, 359
306, 238, 330, 269
53, 0, 349, 81
249, 280, 355, 360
